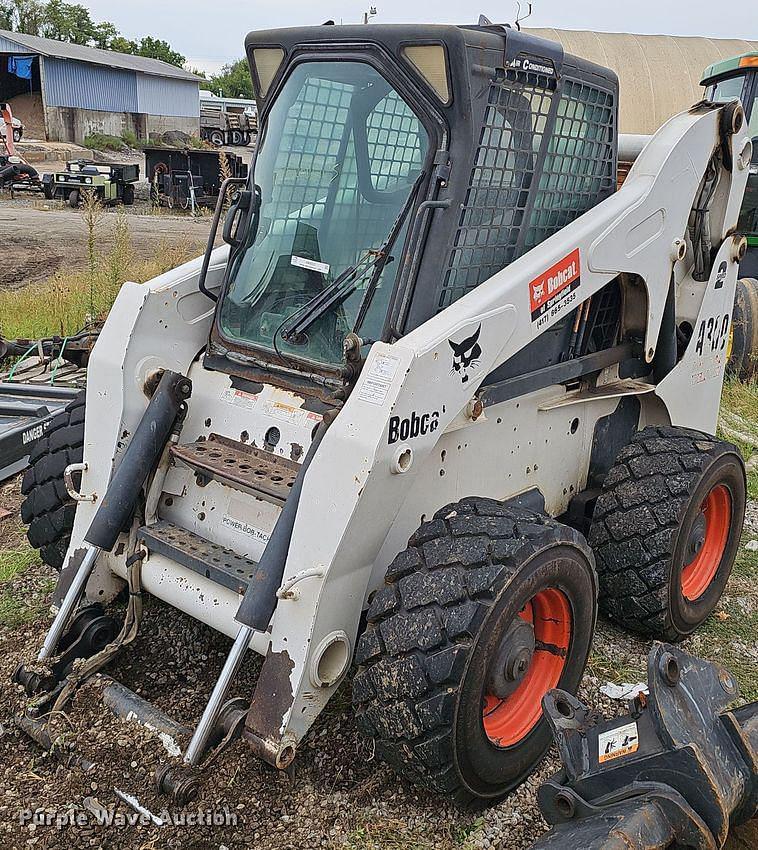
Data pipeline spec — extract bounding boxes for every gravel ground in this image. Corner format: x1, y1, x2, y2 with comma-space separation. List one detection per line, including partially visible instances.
0, 478, 756, 850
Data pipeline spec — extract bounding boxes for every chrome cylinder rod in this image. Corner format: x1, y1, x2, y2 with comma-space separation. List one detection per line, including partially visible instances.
183, 624, 253, 766
38, 545, 100, 660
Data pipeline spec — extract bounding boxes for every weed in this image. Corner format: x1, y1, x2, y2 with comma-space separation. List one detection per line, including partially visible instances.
80, 189, 104, 319
719, 379, 758, 499
0, 219, 200, 340
82, 133, 126, 152
219, 150, 233, 210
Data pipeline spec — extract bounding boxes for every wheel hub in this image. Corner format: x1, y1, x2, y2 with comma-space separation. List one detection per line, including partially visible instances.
487, 617, 535, 699
684, 512, 707, 564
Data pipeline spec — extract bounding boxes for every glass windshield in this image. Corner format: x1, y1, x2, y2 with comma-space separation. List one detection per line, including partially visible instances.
706, 74, 747, 104
218, 61, 429, 367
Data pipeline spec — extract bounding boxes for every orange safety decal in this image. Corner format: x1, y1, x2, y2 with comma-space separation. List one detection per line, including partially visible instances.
529, 248, 581, 328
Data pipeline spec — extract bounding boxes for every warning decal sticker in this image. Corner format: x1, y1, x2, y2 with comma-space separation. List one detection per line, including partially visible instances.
529, 248, 581, 329
598, 721, 639, 764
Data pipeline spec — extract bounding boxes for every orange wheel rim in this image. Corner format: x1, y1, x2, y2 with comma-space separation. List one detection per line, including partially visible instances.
482, 588, 571, 748
680, 484, 731, 601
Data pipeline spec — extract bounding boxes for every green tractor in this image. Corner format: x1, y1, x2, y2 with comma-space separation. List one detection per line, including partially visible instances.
702, 53, 758, 380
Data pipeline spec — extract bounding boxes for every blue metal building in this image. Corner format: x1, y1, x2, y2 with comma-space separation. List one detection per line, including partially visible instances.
0, 29, 201, 142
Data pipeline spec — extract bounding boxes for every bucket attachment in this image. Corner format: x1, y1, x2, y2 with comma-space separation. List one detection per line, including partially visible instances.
530, 644, 757, 849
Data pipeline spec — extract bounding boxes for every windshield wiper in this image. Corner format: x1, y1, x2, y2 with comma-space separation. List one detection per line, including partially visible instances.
279, 249, 385, 343
279, 175, 423, 345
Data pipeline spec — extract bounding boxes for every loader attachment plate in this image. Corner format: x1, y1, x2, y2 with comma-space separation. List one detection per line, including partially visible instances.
530, 644, 758, 849
171, 433, 299, 505
138, 520, 259, 594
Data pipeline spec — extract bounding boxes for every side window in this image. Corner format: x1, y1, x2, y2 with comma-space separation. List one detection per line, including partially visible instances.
438, 72, 616, 313
525, 81, 615, 250
439, 75, 554, 310
748, 91, 757, 137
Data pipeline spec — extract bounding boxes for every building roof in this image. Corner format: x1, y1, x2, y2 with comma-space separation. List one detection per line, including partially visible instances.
0, 29, 201, 82
701, 52, 758, 84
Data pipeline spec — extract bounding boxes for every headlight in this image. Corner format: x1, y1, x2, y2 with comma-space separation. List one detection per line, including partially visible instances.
85, 177, 92, 184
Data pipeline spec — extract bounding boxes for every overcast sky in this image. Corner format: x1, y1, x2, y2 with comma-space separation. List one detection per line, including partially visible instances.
84, 1, 757, 73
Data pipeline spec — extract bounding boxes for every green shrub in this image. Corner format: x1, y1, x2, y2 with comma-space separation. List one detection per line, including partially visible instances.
120, 129, 141, 149
82, 132, 125, 151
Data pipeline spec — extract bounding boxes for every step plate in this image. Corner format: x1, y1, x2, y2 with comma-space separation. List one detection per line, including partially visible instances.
138, 520, 258, 595
171, 434, 298, 505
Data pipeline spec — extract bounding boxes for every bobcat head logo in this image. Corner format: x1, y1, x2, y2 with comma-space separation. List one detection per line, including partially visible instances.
449, 325, 482, 384
532, 281, 545, 302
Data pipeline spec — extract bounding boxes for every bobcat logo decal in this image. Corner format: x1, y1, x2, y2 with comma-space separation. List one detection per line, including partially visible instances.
449, 325, 482, 384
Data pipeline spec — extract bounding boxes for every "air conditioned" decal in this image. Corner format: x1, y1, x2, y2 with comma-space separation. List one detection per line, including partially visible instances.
529, 248, 581, 329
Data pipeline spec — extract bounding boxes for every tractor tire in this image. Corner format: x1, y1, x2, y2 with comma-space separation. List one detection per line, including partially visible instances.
67, 189, 80, 208
352, 498, 597, 806
726, 278, 758, 381
20, 391, 86, 571
589, 426, 746, 642
121, 183, 135, 206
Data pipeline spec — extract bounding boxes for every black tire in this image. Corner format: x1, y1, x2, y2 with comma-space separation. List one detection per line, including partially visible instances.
121, 183, 135, 206
230, 129, 243, 146
13, 127, 21, 143
67, 189, 80, 208
209, 130, 224, 147
20, 391, 86, 571
589, 426, 746, 642
352, 498, 597, 806
43, 182, 54, 200
727, 278, 758, 381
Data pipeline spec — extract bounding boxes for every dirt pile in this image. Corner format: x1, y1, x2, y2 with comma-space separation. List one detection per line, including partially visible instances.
6, 93, 46, 141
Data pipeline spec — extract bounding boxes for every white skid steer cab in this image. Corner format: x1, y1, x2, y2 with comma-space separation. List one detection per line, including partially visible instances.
14, 19, 755, 811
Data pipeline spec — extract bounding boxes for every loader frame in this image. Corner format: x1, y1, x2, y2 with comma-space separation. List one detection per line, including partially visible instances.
28, 23, 753, 776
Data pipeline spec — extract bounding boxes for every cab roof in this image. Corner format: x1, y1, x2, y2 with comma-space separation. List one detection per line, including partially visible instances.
701, 52, 758, 85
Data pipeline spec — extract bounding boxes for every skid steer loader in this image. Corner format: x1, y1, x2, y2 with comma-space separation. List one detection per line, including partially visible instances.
15, 19, 753, 807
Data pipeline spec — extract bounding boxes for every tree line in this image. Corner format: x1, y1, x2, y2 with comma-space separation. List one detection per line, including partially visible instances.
0, 0, 257, 97
0, 0, 186, 67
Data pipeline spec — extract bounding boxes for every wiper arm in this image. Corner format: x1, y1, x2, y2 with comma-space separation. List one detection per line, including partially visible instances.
280, 250, 384, 343
280, 173, 423, 345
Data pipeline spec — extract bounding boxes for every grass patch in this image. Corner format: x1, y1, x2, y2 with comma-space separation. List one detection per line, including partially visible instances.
689, 529, 758, 701
82, 132, 142, 151
719, 379, 758, 499
0, 547, 37, 582
0, 543, 50, 627
344, 811, 477, 850
0, 207, 200, 339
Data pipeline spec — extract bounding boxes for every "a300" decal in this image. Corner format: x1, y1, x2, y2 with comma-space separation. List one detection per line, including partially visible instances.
695, 313, 729, 356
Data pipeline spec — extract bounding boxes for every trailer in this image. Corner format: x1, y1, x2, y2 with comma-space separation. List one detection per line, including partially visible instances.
0, 383, 80, 484
145, 146, 247, 210
199, 91, 257, 147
